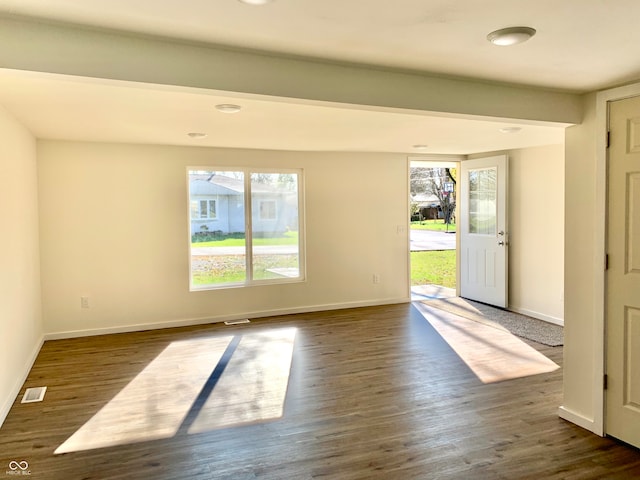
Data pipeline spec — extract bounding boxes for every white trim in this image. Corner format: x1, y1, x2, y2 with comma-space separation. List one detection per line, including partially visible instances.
0, 335, 44, 428
509, 306, 564, 327
43, 297, 411, 340
593, 82, 640, 437
408, 154, 464, 166
558, 406, 597, 432
405, 157, 412, 300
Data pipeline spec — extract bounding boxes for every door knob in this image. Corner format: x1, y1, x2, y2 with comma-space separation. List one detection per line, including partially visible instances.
498, 241, 505, 246
498, 230, 505, 236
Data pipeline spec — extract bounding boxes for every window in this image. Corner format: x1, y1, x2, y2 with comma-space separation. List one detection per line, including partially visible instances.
468, 167, 497, 235
190, 199, 217, 219
188, 168, 304, 289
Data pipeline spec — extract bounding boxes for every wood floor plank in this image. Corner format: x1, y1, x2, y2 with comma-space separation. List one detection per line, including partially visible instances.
1, 303, 639, 479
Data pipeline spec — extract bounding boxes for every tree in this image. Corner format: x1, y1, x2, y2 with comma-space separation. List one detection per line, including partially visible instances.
410, 167, 433, 196
410, 167, 456, 225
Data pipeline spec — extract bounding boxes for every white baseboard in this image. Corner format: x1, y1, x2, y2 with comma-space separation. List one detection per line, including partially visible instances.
44, 296, 411, 340
509, 306, 564, 326
558, 406, 602, 435
0, 335, 45, 428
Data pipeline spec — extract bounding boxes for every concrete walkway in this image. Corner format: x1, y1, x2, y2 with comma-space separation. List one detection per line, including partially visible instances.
411, 284, 457, 301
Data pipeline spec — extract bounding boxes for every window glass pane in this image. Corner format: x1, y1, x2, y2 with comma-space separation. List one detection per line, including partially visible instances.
468, 167, 497, 235
199, 200, 208, 218
251, 173, 300, 281
189, 170, 246, 286
190, 200, 199, 219
469, 170, 479, 192
208, 200, 217, 219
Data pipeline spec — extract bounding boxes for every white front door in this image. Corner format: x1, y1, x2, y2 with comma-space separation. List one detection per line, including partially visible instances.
459, 155, 508, 308
605, 96, 640, 448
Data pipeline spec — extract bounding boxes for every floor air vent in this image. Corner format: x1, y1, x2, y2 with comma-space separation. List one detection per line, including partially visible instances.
21, 386, 47, 404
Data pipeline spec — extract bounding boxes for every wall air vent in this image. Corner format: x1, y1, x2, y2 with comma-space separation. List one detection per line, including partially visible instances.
21, 386, 47, 403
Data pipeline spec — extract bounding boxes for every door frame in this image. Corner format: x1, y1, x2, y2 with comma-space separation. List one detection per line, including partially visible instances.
590, 83, 640, 436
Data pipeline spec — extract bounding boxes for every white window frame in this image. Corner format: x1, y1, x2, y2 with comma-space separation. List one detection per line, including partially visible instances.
187, 167, 305, 290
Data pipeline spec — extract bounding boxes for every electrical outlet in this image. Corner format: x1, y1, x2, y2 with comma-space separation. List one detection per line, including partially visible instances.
81, 296, 90, 309
373, 274, 381, 284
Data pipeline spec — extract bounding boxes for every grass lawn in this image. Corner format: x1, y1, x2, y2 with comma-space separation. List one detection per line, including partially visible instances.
191, 254, 299, 285
192, 231, 298, 248
192, 229, 455, 288
411, 250, 456, 288
411, 220, 456, 232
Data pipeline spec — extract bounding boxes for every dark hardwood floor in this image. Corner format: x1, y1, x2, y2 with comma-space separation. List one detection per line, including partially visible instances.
2, 303, 640, 479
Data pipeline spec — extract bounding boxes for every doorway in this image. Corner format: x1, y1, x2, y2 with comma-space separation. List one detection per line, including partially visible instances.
409, 160, 458, 301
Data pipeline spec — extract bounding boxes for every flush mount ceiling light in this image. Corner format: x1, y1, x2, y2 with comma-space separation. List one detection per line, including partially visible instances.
187, 132, 208, 139
237, 0, 274, 5
215, 104, 242, 114
499, 127, 522, 134
487, 26, 536, 46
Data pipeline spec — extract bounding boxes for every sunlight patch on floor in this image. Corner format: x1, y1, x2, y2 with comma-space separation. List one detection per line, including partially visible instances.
414, 303, 559, 383
55, 328, 296, 454
188, 328, 296, 434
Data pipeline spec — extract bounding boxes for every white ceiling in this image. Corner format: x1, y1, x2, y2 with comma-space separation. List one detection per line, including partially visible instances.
3, 0, 634, 154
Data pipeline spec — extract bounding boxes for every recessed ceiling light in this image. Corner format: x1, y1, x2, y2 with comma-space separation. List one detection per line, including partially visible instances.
499, 127, 522, 134
187, 132, 208, 139
237, 0, 274, 5
487, 27, 536, 46
215, 104, 242, 114
413, 144, 429, 150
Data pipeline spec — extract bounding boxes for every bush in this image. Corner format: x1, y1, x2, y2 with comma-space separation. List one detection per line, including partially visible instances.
191, 232, 245, 243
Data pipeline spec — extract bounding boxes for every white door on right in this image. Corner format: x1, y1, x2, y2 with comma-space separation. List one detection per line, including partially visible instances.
606, 96, 640, 449
459, 155, 508, 308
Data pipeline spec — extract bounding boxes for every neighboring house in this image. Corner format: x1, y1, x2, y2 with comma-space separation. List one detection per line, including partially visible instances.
411, 193, 443, 220
189, 174, 297, 236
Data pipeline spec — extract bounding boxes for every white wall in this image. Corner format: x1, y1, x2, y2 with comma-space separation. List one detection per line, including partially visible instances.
508, 144, 565, 324
468, 144, 565, 324
37, 141, 409, 337
560, 93, 601, 431
0, 106, 43, 426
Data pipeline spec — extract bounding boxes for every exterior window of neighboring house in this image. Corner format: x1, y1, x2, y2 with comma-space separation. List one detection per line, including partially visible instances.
188, 168, 304, 290
190, 199, 217, 219
259, 200, 277, 220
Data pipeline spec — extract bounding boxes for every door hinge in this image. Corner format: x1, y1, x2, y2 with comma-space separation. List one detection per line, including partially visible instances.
606, 131, 611, 148
604, 374, 608, 390
605, 254, 609, 270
